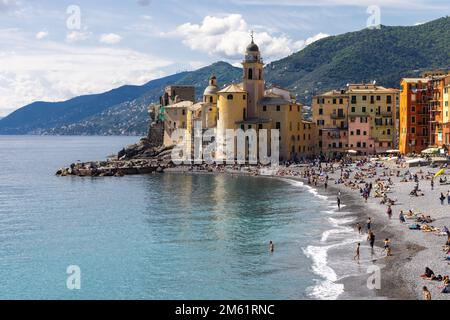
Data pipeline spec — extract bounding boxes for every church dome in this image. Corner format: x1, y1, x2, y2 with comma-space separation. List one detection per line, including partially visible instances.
246, 41, 259, 52
203, 85, 218, 96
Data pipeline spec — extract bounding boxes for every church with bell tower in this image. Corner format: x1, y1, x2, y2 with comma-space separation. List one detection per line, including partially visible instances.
242, 32, 265, 120
162, 33, 317, 162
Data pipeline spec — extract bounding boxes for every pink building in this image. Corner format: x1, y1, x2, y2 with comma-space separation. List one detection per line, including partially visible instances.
348, 116, 376, 155
321, 128, 348, 157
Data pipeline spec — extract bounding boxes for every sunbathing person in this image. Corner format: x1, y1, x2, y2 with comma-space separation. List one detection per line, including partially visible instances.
421, 267, 436, 280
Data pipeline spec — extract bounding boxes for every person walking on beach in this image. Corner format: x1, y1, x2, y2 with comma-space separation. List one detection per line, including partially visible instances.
423, 286, 432, 300
387, 205, 392, 219
353, 243, 361, 262
399, 210, 406, 223
431, 178, 434, 191
447, 191, 450, 205
440, 193, 446, 205
368, 230, 375, 252
269, 241, 274, 253
324, 180, 328, 190
367, 217, 372, 232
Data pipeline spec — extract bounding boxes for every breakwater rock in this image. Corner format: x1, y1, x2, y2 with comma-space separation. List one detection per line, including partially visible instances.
56, 138, 175, 177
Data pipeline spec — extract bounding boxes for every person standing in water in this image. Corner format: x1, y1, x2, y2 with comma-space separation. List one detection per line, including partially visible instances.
337, 195, 341, 210
353, 243, 361, 262
269, 241, 274, 253
357, 223, 362, 235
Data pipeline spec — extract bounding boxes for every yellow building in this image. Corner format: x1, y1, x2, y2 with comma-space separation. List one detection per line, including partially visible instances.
312, 84, 398, 157
161, 36, 316, 162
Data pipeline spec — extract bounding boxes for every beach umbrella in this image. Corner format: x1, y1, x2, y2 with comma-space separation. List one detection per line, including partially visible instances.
421, 148, 439, 154
434, 168, 445, 178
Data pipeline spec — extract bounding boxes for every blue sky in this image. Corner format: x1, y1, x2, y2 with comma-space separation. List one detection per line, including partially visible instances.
0, 0, 449, 116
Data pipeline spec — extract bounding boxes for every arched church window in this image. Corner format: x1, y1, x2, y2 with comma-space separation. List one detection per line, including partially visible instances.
227, 94, 234, 100
248, 68, 253, 80
210, 96, 213, 103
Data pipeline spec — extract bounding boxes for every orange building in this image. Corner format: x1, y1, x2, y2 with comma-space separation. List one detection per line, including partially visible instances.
399, 73, 450, 155
399, 78, 432, 154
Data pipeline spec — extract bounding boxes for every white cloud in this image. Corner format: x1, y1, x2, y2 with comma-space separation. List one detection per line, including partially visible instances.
167, 14, 328, 62
35, 31, 48, 40
66, 31, 90, 43
0, 29, 173, 116
99, 33, 122, 45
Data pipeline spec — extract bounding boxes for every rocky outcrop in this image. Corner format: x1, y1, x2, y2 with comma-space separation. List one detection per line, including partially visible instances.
57, 135, 175, 177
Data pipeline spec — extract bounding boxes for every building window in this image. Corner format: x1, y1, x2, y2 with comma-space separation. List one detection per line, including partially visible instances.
289, 105, 292, 112
387, 96, 392, 104
243, 95, 246, 100
276, 122, 281, 130
351, 107, 356, 113
333, 98, 337, 104
276, 105, 281, 111
227, 94, 233, 100
339, 98, 343, 104
297, 105, 301, 112
263, 105, 267, 112
376, 96, 381, 101
248, 68, 253, 80
319, 109, 323, 115
182, 109, 186, 116
356, 129, 361, 135
363, 131, 367, 136
412, 116, 415, 123
362, 107, 366, 113
387, 129, 391, 135
258, 124, 263, 130
411, 127, 415, 134
362, 96, 367, 101
210, 96, 213, 103
351, 96, 357, 104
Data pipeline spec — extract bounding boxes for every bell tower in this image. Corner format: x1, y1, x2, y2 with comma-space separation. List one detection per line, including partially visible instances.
242, 31, 264, 119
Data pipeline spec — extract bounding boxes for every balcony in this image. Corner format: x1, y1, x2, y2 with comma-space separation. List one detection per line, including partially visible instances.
330, 114, 346, 119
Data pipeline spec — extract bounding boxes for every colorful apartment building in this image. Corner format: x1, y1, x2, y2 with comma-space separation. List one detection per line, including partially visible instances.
312, 84, 398, 157
399, 78, 432, 154
399, 73, 450, 154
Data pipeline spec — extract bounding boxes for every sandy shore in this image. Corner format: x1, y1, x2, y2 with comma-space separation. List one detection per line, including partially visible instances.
293, 160, 450, 301
166, 161, 450, 300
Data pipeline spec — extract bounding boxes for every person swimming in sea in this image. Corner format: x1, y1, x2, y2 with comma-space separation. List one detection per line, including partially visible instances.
269, 241, 274, 253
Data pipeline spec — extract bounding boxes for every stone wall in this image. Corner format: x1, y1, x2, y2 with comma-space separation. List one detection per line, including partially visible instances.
147, 121, 164, 147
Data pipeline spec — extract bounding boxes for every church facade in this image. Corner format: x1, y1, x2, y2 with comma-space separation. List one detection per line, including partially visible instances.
161, 37, 316, 162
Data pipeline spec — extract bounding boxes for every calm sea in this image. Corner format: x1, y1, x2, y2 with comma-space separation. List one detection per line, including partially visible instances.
0, 136, 362, 300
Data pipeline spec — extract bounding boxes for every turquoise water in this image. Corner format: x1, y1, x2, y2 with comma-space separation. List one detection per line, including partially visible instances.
0, 136, 335, 300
